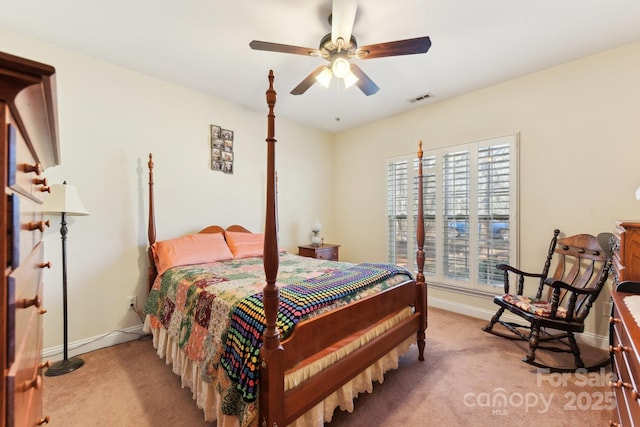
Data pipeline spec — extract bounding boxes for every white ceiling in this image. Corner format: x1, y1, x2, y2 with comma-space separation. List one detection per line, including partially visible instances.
1, 0, 640, 133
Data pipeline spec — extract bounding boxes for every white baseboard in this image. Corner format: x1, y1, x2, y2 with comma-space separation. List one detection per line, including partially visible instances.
42, 324, 147, 362
428, 296, 609, 350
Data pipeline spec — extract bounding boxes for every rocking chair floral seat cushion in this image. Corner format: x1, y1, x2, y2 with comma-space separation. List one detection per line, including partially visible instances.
482, 229, 613, 372
501, 294, 568, 319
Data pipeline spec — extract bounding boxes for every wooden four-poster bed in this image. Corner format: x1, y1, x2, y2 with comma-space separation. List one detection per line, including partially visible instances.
143, 70, 427, 427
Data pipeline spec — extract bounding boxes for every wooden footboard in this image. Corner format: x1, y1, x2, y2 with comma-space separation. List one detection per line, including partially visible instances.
283, 279, 419, 365
281, 280, 425, 424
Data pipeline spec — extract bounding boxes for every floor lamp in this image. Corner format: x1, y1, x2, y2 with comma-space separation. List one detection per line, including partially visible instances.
42, 181, 89, 376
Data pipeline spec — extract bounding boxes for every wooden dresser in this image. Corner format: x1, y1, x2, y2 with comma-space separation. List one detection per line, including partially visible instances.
298, 243, 340, 261
610, 282, 640, 427
1, 52, 60, 427
609, 221, 640, 426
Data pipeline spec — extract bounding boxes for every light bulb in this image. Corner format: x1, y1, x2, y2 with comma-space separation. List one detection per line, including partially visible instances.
332, 57, 350, 79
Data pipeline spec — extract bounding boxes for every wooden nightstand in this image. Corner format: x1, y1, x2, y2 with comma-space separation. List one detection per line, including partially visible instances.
298, 244, 340, 261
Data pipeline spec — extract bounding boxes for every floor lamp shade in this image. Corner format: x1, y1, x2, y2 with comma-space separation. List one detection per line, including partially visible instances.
42, 181, 89, 376
41, 183, 89, 216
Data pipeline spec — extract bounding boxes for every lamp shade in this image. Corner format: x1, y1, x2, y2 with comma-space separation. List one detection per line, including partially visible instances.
315, 67, 333, 88
636, 185, 640, 201
343, 69, 359, 89
42, 182, 89, 216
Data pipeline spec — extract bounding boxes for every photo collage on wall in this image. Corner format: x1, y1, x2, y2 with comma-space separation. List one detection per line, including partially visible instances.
210, 124, 234, 174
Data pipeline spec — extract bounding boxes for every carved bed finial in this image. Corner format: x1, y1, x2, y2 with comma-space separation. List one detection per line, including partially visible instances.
266, 70, 277, 142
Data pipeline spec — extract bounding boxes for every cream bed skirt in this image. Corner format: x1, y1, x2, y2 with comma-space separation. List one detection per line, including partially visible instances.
143, 307, 414, 426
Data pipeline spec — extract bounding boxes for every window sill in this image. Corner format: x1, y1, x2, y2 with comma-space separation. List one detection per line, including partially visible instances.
426, 280, 501, 299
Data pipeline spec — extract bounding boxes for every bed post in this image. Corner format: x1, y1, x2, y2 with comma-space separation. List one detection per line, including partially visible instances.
147, 153, 157, 292
415, 141, 427, 361
259, 70, 284, 427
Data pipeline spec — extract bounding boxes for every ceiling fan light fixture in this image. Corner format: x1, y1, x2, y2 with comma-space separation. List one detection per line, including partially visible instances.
250, 1, 431, 97
315, 67, 333, 88
332, 57, 350, 79
343, 69, 359, 89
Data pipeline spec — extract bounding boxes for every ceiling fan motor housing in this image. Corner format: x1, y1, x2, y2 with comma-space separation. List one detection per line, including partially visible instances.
319, 33, 358, 58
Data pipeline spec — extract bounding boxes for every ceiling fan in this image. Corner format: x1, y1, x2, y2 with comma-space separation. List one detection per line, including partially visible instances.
249, 0, 431, 96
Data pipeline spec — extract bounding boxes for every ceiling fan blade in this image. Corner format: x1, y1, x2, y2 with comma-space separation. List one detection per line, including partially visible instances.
357, 36, 431, 59
249, 40, 320, 57
290, 65, 328, 95
331, 0, 358, 46
350, 64, 379, 96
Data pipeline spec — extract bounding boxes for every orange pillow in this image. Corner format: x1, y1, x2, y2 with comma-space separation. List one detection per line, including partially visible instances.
225, 231, 264, 259
152, 232, 233, 275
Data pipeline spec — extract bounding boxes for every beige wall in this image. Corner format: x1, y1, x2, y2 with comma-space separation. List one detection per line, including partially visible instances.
332, 40, 640, 343
0, 29, 334, 357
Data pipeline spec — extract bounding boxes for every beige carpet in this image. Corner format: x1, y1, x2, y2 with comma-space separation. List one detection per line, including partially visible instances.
43, 307, 616, 426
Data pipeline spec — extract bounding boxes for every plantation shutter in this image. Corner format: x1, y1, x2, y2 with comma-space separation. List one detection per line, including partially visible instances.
387, 160, 409, 267
442, 150, 470, 281
477, 143, 511, 284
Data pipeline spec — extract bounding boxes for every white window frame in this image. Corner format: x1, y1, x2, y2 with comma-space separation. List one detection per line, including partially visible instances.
387, 134, 519, 295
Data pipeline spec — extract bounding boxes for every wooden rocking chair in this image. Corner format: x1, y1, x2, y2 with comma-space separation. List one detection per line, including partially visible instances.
482, 229, 613, 372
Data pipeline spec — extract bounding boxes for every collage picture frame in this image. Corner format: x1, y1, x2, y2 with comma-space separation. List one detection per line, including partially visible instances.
211, 124, 234, 174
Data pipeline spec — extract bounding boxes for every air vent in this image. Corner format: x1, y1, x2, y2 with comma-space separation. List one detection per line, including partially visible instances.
410, 93, 434, 103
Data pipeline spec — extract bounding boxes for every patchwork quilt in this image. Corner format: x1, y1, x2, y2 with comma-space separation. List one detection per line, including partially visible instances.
143, 252, 412, 420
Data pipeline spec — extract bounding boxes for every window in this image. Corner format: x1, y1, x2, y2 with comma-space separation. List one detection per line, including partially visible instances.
387, 134, 518, 294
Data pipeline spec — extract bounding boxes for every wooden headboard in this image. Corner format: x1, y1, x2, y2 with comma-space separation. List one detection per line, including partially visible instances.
198, 224, 251, 234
